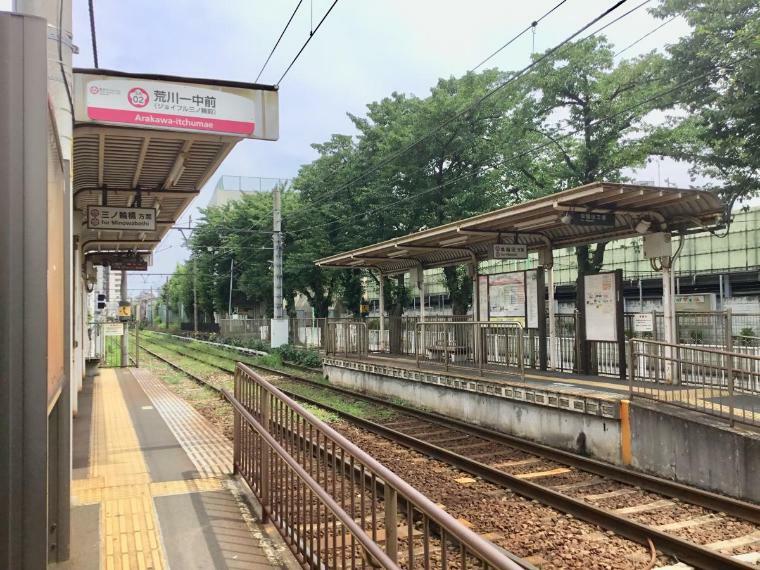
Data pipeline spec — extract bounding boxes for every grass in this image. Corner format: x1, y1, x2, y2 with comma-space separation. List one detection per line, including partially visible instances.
140, 330, 398, 424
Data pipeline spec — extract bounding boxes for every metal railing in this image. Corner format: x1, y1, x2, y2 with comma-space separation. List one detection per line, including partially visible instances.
628, 338, 760, 427
325, 321, 369, 356
225, 363, 524, 569
289, 318, 328, 349
415, 321, 525, 381
219, 318, 271, 342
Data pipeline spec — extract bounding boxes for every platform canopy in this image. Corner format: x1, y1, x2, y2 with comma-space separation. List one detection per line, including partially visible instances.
72, 69, 279, 258
315, 182, 725, 274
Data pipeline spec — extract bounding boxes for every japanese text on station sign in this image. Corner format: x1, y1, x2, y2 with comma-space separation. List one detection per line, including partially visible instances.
87, 206, 156, 231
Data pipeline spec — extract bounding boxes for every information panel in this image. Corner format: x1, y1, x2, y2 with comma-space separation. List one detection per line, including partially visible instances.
488, 272, 525, 319
525, 269, 540, 329
584, 272, 618, 341
478, 275, 489, 321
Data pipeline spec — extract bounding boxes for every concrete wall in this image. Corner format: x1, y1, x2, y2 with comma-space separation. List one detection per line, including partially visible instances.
629, 401, 760, 502
325, 364, 623, 464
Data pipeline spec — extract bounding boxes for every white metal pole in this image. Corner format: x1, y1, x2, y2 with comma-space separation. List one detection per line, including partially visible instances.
547, 264, 558, 370
193, 256, 198, 333
120, 270, 128, 365
378, 271, 385, 352
228, 257, 234, 317
662, 261, 676, 383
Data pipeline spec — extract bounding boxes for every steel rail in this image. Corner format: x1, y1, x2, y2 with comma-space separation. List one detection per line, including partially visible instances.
143, 335, 760, 524
139, 339, 759, 568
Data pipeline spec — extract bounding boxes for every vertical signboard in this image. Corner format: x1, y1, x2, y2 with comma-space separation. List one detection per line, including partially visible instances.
584, 272, 618, 341
584, 270, 625, 379
478, 275, 489, 321
525, 270, 540, 329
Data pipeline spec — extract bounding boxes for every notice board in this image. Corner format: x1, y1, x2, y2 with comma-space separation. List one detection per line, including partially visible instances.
488, 272, 525, 319
584, 272, 618, 342
525, 270, 540, 329
478, 275, 489, 321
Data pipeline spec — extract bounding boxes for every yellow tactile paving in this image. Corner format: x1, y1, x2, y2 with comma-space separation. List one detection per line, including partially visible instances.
72, 368, 167, 570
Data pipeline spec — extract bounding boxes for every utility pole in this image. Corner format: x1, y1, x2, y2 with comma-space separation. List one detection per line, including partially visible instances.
228, 258, 234, 317
120, 270, 128, 364
270, 185, 289, 347
176, 220, 198, 334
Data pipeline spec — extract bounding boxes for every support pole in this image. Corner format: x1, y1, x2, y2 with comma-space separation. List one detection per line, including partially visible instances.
228, 257, 234, 317
120, 270, 128, 365
270, 185, 288, 347
193, 256, 198, 334
378, 271, 385, 352
662, 261, 677, 383
542, 247, 558, 371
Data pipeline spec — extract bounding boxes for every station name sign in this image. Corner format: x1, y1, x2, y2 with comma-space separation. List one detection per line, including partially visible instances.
87, 206, 156, 231
110, 258, 149, 271
568, 212, 615, 226
492, 243, 528, 260
74, 72, 279, 140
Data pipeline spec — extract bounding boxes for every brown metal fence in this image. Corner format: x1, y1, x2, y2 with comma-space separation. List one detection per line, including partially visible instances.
226, 363, 525, 570
628, 338, 760, 428
415, 321, 525, 382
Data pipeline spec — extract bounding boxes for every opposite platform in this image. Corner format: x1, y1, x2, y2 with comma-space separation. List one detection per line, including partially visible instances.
56, 367, 296, 570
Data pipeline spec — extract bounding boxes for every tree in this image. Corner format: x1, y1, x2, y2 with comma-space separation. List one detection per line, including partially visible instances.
519, 36, 666, 371
652, 0, 760, 206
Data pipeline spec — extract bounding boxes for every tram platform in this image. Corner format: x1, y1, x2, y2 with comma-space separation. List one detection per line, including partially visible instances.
322, 352, 760, 503
58, 367, 296, 570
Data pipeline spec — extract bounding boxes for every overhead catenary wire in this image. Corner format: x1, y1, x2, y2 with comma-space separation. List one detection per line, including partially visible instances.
288, 52, 751, 239
300, 0, 634, 206
615, 16, 677, 57
255, 0, 304, 83
275, 0, 339, 86
470, 0, 571, 72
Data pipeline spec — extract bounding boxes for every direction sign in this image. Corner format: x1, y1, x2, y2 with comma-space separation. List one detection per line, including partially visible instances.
569, 212, 615, 226
87, 206, 156, 231
492, 243, 527, 260
110, 258, 148, 271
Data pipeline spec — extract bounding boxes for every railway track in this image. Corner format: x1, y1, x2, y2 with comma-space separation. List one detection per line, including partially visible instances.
137, 333, 760, 569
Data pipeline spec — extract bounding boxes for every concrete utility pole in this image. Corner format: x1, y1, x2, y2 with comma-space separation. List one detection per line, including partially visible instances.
270, 185, 289, 347
193, 256, 198, 334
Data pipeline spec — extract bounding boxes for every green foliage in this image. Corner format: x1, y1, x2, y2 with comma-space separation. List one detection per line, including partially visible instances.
652, 0, 760, 205
273, 345, 322, 368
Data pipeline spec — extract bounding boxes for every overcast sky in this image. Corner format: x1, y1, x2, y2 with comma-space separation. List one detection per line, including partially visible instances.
64, 0, 695, 296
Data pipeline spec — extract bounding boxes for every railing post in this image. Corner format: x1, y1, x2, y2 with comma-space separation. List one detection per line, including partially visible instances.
479, 324, 485, 376
627, 338, 635, 397
416, 323, 421, 369
233, 366, 241, 475
384, 487, 398, 563
518, 326, 525, 383
725, 313, 735, 427
135, 322, 140, 368
260, 389, 271, 522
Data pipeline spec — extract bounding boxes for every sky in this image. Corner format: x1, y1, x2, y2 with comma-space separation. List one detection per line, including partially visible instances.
64, 0, 698, 297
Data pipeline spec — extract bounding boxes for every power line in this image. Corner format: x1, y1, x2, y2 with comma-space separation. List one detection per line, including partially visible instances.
299, 0, 633, 206
88, 0, 99, 68
290, 53, 750, 239
255, 0, 304, 83
615, 16, 676, 56
276, 0, 340, 86
470, 0, 571, 72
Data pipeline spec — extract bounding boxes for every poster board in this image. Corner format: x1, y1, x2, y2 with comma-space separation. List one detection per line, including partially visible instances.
478, 275, 489, 321
584, 272, 618, 342
632, 313, 654, 333
525, 270, 540, 329
488, 272, 525, 321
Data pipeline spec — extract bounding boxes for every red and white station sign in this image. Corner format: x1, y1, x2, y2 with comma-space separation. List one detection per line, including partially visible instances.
85, 79, 258, 136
